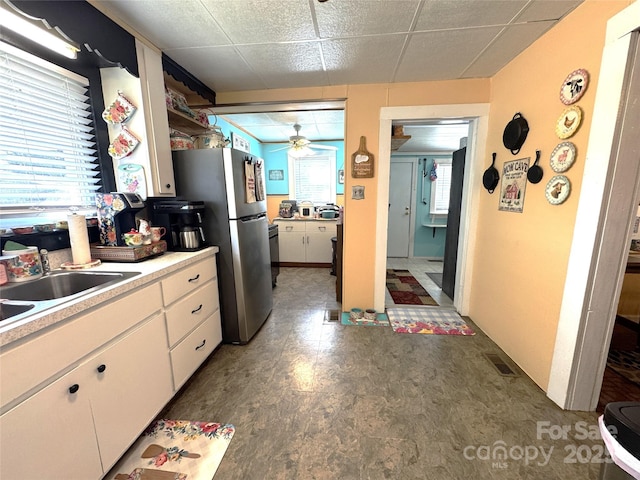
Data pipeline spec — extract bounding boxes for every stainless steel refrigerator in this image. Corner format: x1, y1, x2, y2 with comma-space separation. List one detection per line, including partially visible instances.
172, 148, 273, 344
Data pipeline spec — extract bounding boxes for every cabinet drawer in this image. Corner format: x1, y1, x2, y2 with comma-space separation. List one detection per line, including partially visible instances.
307, 222, 336, 234
161, 256, 216, 306
165, 279, 219, 347
277, 222, 305, 233
0, 282, 162, 410
170, 310, 222, 390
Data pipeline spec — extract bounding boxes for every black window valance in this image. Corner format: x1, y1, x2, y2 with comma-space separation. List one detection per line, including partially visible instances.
8, 0, 139, 76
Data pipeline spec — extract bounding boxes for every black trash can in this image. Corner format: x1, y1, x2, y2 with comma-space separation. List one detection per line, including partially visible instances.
599, 402, 640, 479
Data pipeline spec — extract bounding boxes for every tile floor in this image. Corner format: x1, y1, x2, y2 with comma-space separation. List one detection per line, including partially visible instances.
160, 265, 608, 479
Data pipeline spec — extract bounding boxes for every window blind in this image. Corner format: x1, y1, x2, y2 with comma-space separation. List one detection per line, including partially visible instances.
288, 153, 336, 204
430, 162, 452, 215
0, 41, 100, 216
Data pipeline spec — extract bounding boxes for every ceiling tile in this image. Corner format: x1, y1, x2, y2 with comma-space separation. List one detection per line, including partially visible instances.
396, 27, 503, 82
415, 0, 528, 31
314, 0, 420, 37
200, 0, 317, 43
94, 0, 230, 49
323, 37, 407, 85
235, 42, 329, 89
165, 46, 266, 92
515, 1, 582, 22
462, 21, 555, 78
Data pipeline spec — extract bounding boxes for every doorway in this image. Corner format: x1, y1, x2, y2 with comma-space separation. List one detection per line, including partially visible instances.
374, 104, 491, 314
387, 160, 415, 258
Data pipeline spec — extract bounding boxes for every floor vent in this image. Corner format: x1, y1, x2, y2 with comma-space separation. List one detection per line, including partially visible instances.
484, 353, 519, 377
323, 309, 341, 324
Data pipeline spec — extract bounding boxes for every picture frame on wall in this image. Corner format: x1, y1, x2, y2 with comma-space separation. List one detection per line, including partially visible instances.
338, 169, 344, 184
269, 169, 284, 181
232, 132, 250, 153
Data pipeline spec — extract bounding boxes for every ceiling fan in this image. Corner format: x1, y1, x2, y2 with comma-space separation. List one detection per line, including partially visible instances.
271, 123, 337, 156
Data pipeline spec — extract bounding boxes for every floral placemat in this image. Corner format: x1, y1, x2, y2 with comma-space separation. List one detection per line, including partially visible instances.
109, 420, 235, 480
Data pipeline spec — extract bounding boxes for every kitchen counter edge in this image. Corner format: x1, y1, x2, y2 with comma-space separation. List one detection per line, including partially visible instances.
0, 247, 219, 347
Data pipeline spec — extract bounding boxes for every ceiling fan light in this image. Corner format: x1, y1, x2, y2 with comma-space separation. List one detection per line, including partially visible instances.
290, 146, 313, 157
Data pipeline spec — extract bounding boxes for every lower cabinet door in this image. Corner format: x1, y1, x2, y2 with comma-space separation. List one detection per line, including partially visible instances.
89, 314, 173, 472
170, 311, 222, 390
0, 368, 102, 480
305, 224, 336, 263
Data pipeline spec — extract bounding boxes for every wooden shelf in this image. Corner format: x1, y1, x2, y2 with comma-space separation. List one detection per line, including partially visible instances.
391, 135, 411, 151
167, 107, 211, 135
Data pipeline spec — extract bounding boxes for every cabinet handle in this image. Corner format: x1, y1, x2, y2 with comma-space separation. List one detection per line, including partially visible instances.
191, 304, 203, 314
97, 364, 106, 373
195, 339, 206, 351
68, 384, 80, 394
286, 226, 293, 231
307, 235, 310, 244
319, 226, 326, 232
188, 274, 200, 283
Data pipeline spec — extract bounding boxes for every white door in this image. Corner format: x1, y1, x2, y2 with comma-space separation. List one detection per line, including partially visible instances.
387, 161, 414, 257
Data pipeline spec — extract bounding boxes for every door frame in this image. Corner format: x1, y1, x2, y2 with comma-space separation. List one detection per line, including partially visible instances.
548, 3, 640, 411
387, 157, 418, 258
375, 104, 490, 314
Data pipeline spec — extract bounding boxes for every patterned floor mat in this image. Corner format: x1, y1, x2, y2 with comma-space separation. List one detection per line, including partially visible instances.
386, 269, 438, 306
387, 307, 475, 335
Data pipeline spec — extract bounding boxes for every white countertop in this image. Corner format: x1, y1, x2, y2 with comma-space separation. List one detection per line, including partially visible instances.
0, 247, 218, 347
273, 217, 338, 222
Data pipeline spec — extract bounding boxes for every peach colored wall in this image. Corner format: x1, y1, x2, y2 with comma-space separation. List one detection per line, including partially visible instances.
218, 0, 629, 393
469, 0, 629, 390
219, 78, 490, 311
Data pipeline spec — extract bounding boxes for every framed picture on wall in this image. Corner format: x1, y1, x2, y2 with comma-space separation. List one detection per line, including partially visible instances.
269, 169, 284, 181
338, 169, 344, 184
232, 132, 250, 153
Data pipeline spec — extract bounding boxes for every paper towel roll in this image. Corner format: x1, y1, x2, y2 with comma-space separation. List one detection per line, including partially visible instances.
68, 214, 91, 265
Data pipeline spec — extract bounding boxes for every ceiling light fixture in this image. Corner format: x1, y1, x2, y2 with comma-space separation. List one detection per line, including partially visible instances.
0, 3, 79, 59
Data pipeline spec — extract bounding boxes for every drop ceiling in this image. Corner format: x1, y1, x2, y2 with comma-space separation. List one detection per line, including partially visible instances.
93, 0, 582, 149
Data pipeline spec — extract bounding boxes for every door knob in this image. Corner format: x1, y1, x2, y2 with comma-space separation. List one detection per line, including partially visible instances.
405, 207, 410, 215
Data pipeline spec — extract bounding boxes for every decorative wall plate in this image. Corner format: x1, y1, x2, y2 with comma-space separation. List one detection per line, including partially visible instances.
550, 142, 577, 173
560, 68, 589, 105
545, 175, 571, 205
555, 106, 582, 139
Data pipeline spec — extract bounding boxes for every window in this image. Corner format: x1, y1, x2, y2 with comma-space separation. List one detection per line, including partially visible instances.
0, 41, 100, 227
288, 152, 336, 204
429, 160, 452, 215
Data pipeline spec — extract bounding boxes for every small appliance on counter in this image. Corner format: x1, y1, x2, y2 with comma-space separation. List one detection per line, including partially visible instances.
317, 203, 340, 219
96, 192, 145, 246
93, 192, 168, 262
278, 200, 296, 218
147, 198, 208, 251
298, 201, 314, 218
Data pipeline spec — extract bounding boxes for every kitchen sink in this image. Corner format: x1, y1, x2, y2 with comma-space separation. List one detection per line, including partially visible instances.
0, 302, 35, 321
0, 270, 141, 326
1, 271, 141, 302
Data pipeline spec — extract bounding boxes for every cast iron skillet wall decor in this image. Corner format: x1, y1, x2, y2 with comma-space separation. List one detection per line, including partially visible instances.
503, 113, 529, 155
527, 150, 543, 184
483, 152, 500, 194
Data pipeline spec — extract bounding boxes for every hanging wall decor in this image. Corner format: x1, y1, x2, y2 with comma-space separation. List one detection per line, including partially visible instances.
550, 142, 577, 173
555, 106, 582, 139
498, 157, 530, 213
559, 68, 589, 105
351, 136, 375, 178
102, 90, 136, 124
545, 175, 571, 205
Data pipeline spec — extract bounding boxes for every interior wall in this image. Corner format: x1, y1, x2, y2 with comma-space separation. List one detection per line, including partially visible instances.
468, 0, 630, 390
218, 78, 491, 311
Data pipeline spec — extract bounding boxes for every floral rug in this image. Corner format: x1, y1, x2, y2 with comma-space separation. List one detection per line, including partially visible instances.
607, 349, 640, 387
341, 311, 390, 327
386, 269, 438, 306
387, 307, 475, 335
109, 419, 235, 480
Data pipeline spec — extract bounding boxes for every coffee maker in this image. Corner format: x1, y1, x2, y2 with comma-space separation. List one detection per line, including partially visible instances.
148, 198, 207, 251
96, 192, 145, 246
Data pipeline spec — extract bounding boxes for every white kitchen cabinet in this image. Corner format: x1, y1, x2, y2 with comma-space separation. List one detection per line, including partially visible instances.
0, 313, 170, 480
274, 220, 337, 264
161, 256, 222, 391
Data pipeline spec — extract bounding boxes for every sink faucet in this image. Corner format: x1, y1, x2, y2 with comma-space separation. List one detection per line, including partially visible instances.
40, 249, 51, 274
